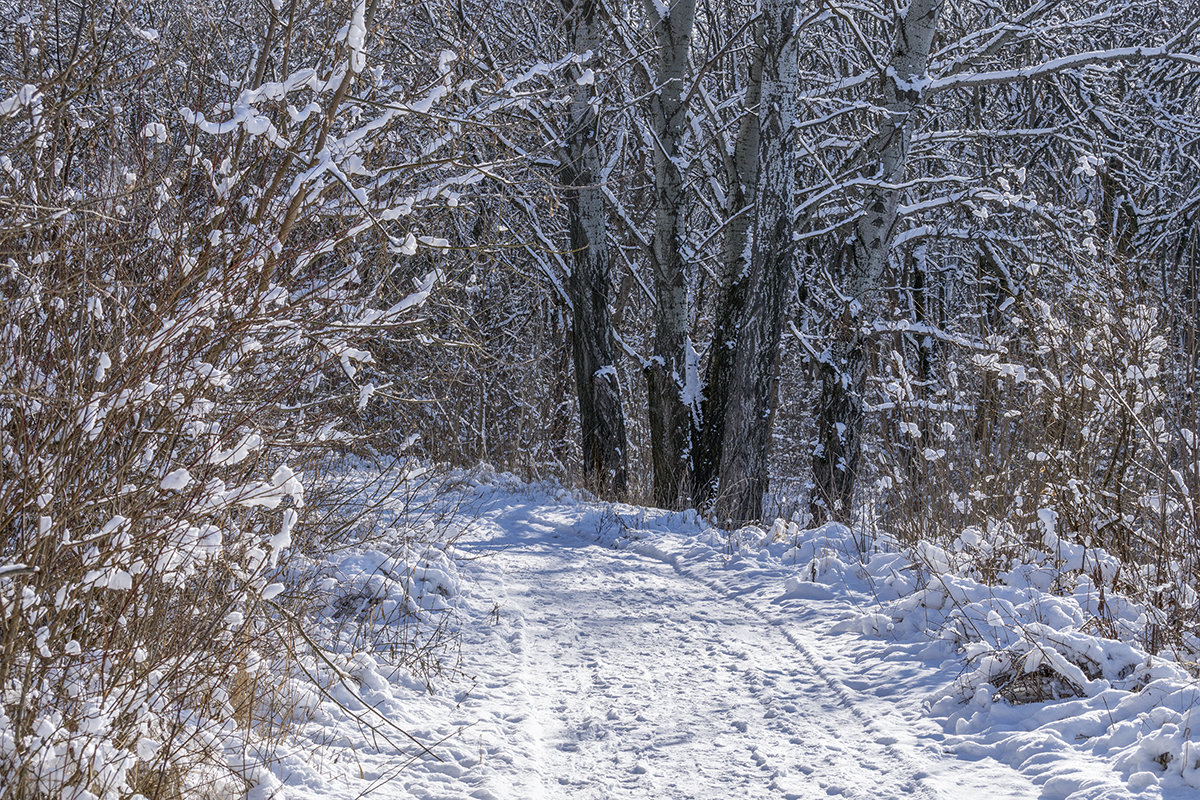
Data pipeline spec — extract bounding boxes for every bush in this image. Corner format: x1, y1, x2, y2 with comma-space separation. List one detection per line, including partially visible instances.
0, 2, 477, 796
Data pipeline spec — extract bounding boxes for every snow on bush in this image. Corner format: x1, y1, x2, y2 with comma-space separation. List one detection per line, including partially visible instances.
0, 1, 540, 796
847, 256, 1200, 788
874, 261, 1200, 654
298, 461, 469, 685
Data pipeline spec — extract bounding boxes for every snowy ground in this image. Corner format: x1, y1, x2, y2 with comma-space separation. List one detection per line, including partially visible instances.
277, 469, 1200, 800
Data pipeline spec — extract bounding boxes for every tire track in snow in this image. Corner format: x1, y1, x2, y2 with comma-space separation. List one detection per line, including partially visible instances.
499, 544, 785, 798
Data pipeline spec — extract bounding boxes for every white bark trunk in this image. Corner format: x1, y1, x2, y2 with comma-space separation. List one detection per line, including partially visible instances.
645, 0, 697, 508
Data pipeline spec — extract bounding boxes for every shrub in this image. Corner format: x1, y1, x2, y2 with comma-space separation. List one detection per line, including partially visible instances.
0, 2, 479, 796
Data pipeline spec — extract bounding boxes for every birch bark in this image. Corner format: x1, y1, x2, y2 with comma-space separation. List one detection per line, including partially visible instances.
561, 0, 629, 498
645, 0, 697, 508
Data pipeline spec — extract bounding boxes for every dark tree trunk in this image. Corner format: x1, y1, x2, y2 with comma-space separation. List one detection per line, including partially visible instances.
691, 17, 763, 508
711, 0, 800, 525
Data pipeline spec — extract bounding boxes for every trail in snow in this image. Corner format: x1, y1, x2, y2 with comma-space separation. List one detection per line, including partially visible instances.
436, 498, 1039, 800
282, 475, 1200, 800
292, 479, 1189, 800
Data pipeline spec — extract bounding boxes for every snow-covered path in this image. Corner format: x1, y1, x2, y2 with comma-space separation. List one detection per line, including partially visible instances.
481, 524, 926, 798
441, 497, 1039, 800
284, 476, 1200, 800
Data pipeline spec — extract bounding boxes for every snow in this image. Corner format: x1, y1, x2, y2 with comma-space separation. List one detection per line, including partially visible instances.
259, 467, 1197, 799
0, 84, 40, 117
926, 46, 1200, 95
94, 351, 112, 381
346, 1, 368, 74
160, 468, 192, 491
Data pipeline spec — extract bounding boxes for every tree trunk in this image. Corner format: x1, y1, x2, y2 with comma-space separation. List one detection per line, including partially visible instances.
691, 16, 764, 507
811, 0, 943, 523
711, 0, 800, 525
645, 0, 697, 509
561, 0, 629, 498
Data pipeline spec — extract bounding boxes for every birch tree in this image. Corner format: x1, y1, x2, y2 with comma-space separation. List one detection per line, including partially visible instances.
644, 0, 698, 508
560, 0, 630, 497
809, 0, 944, 523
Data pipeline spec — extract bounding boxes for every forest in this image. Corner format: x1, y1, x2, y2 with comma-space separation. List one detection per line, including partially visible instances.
2, 0, 1200, 797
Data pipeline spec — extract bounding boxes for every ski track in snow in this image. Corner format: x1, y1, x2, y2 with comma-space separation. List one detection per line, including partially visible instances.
332, 493, 1041, 800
